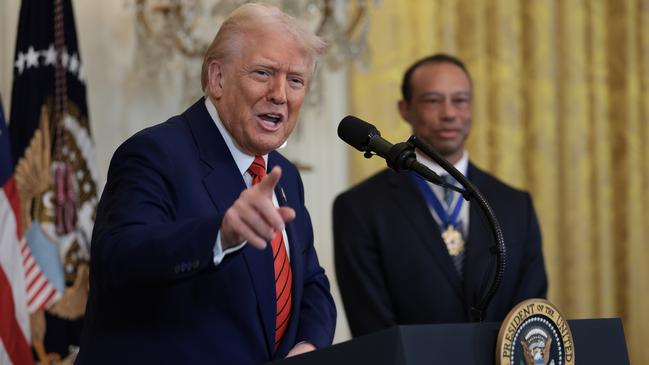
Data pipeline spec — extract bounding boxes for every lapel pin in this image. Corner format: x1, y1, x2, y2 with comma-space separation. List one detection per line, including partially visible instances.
280, 187, 287, 204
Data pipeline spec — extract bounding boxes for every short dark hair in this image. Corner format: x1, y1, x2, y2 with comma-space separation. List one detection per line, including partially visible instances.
400, 54, 472, 102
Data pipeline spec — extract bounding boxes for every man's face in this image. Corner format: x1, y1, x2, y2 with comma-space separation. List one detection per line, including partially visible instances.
208, 30, 312, 155
398, 62, 472, 164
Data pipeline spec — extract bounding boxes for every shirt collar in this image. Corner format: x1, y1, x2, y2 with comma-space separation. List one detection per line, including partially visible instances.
415, 148, 469, 178
204, 98, 267, 175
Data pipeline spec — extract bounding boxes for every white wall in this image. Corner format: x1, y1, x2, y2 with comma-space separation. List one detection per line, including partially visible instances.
0, 0, 351, 344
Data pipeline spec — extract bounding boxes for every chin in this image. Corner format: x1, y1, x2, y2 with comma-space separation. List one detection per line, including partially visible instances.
250, 141, 285, 155
435, 146, 463, 158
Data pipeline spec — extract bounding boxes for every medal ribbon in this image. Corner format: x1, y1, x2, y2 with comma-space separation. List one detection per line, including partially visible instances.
411, 173, 463, 228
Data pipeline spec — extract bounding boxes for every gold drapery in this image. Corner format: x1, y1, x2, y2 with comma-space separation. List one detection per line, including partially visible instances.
349, 1, 649, 362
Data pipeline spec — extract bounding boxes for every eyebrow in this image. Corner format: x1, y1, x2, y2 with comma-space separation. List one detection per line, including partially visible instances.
254, 59, 308, 76
419, 91, 471, 98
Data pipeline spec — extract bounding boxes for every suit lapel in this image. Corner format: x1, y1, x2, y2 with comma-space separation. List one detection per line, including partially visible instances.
462, 164, 494, 308
241, 244, 276, 354
388, 172, 464, 300
183, 98, 244, 213
185, 98, 276, 354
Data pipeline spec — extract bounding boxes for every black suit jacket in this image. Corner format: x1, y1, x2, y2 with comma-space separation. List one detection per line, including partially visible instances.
333, 164, 547, 337
77, 99, 336, 364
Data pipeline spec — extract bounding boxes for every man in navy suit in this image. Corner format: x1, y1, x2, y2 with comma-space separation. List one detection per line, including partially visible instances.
333, 54, 547, 337
77, 4, 336, 364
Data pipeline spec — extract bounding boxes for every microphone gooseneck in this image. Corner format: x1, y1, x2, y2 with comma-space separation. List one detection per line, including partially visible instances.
408, 135, 506, 322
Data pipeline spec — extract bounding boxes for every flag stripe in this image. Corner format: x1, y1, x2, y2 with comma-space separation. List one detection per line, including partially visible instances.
24, 260, 37, 282
0, 341, 13, 365
28, 286, 59, 312
40, 288, 58, 309
0, 265, 34, 365
0, 182, 33, 365
0, 185, 30, 335
27, 274, 45, 294
28, 278, 50, 306
3, 179, 22, 237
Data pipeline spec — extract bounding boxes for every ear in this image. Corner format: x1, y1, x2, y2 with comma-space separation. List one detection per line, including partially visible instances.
207, 60, 225, 99
397, 100, 412, 126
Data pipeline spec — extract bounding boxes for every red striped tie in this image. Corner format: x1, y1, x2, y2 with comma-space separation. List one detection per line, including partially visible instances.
248, 156, 292, 351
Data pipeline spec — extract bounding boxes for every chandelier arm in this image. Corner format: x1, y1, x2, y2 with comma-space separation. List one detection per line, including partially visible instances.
171, 32, 206, 58
315, 0, 334, 36
344, 1, 367, 37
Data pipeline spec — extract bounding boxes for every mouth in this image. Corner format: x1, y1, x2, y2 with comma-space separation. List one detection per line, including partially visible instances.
436, 129, 460, 140
257, 113, 285, 131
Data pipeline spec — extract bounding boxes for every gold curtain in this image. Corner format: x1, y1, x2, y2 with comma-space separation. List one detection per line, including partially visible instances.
349, 0, 649, 363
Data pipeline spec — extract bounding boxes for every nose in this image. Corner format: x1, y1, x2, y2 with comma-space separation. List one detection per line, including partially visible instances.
267, 77, 287, 105
440, 99, 457, 121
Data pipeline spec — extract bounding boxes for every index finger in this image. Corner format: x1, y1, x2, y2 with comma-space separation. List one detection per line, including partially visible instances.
256, 166, 282, 196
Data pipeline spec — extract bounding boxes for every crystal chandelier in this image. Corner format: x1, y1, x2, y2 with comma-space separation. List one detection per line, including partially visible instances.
134, 0, 378, 68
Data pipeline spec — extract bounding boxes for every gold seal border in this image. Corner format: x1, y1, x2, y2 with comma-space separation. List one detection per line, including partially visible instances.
495, 298, 575, 365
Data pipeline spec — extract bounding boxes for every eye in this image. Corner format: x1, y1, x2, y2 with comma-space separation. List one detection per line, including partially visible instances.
453, 97, 471, 107
288, 77, 305, 88
252, 69, 271, 79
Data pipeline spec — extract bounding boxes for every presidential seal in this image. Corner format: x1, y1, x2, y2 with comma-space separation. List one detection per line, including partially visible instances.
496, 299, 575, 365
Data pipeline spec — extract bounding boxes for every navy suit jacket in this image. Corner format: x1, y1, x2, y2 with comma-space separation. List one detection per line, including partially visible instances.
333, 165, 547, 337
76, 99, 336, 364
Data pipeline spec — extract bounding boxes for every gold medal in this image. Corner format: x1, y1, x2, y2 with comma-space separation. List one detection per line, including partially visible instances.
442, 225, 465, 256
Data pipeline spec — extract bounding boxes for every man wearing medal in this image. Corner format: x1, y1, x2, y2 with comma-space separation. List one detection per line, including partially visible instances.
333, 54, 548, 337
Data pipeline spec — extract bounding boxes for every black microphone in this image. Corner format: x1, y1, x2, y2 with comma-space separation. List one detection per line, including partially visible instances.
337, 115, 392, 158
338, 115, 454, 190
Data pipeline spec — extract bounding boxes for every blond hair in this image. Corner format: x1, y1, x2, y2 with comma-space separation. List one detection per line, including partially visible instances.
200, 3, 327, 91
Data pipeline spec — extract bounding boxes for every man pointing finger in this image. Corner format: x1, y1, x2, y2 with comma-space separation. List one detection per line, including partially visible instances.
77, 4, 336, 364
